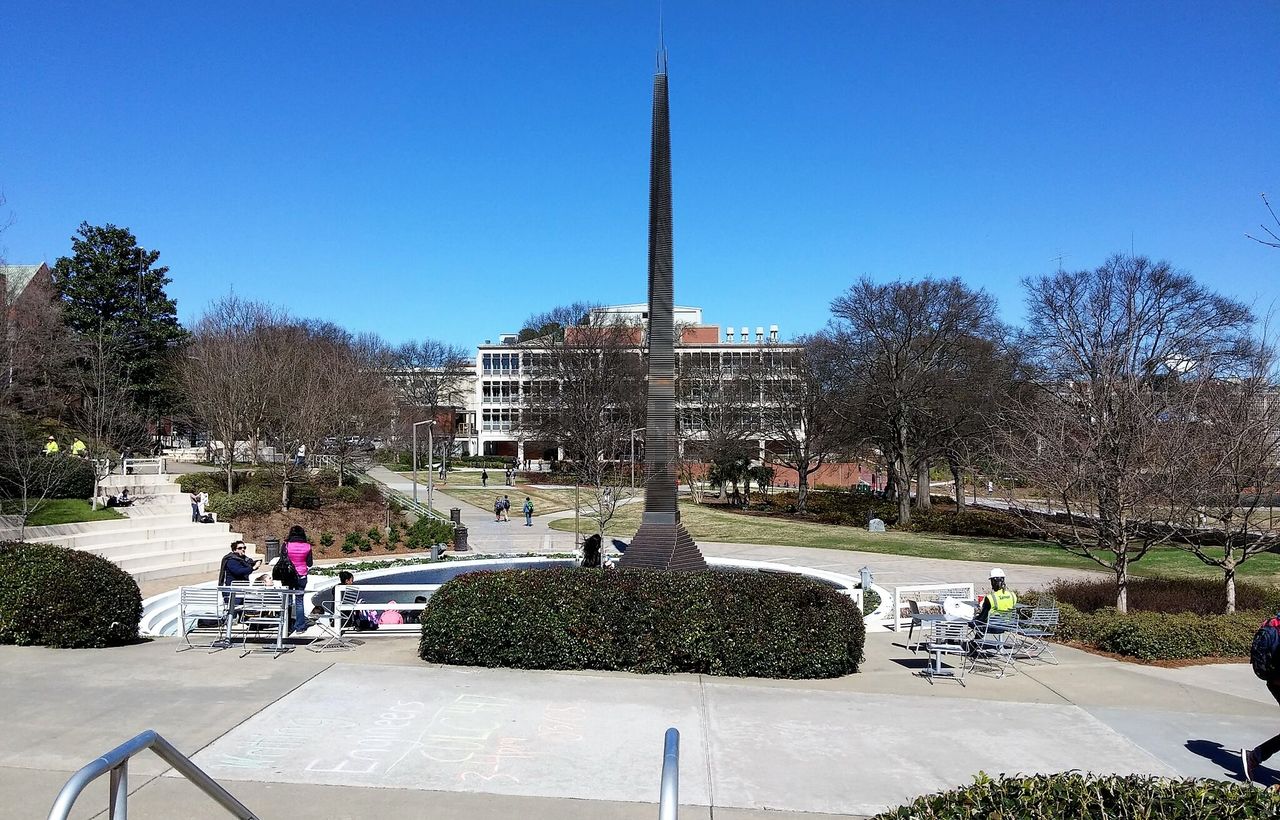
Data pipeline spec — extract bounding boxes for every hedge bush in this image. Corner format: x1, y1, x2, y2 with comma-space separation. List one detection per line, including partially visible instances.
419, 568, 865, 678
0, 541, 142, 648
405, 517, 454, 549
1042, 600, 1261, 661
1045, 576, 1280, 616
177, 472, 233, 495
208, 487, 278, 518
871, 772, 1280, 819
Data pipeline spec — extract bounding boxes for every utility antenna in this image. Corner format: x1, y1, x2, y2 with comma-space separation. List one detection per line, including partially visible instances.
1130, 229, 1135, 256
1050, 249, 1068, 272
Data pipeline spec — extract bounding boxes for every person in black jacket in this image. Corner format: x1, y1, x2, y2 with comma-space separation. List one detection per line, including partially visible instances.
218, 541, 258, 586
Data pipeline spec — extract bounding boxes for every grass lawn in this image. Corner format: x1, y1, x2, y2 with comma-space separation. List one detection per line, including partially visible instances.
7, 498, 124, 527
548, 498, 1280, 584
446, 485, 585, 516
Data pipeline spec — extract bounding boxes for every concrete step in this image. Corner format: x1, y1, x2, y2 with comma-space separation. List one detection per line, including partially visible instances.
122, 503, 199, 519
100, 474, 180, 488
27, 521, 231, 550
128, 556, 227, 582
79, 532, 241, 561
110, 545, 230, 575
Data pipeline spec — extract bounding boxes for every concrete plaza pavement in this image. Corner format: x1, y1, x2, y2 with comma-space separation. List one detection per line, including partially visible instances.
5, 627, 1278, 820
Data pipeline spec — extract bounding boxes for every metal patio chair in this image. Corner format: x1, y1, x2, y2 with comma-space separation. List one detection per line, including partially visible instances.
968, 612, 1020, 678
237, 589, 290, 658
308, 586, 361, 653
1017, 604, 1060, 664
176, 587, 227, 652
920, 620, 970, 685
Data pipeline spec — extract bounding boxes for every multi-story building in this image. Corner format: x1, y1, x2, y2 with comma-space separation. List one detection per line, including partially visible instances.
469, 304, 787, 463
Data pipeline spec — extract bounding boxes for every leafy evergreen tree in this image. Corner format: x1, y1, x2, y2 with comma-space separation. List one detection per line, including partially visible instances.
52, 222, 187, 418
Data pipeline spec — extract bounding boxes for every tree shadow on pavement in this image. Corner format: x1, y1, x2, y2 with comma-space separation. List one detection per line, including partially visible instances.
1185, 739, 1276, 785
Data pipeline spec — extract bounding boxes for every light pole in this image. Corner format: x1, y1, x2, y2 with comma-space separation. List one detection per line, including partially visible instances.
630, 427, 645, 490
411, 419, 435, 504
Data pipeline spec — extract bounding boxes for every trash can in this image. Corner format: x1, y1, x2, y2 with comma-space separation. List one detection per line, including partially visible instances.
453, 524, 469, 552
450, 507, 461, 524
430, 543, 445, 560
264, 537, 281, 563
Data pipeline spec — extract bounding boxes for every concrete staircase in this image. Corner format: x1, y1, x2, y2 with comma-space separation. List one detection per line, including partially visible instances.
21, 473, 249, 582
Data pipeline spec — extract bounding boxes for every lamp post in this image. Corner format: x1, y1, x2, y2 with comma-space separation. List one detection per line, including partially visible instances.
630, 427, 645, 490
412, 419, 435, 504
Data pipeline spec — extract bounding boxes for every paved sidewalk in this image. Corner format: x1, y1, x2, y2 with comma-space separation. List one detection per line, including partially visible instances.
5, 630, 1274, 819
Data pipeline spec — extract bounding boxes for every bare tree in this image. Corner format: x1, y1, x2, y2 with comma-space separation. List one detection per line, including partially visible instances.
519, 311, 645, 537
1004, 255, 1255, 612
0, 414, 81, 539
391, 338, 472, 467
676, 350, 758, 504
181, 296, 287, 492
73, 328, 151, 458
324, 331, 396, 485
1176, 342, 1280, 612
829, 277, 998, 524
757, 336, 851, 513
1247, 193, 1280, 249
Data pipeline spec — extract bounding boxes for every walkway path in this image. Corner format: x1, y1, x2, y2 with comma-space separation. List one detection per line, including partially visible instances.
4, 631, 1270, 819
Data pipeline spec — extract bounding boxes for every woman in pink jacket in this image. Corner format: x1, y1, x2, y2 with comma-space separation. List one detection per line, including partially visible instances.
284, 525, 313, 633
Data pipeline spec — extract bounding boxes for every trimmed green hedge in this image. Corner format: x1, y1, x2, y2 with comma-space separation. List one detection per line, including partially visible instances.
207, 487, 278, 518
1049, 601, 1260, 661
419, 568, 865, 678
871, 773, 1280, 819
405, 517, 454, 549
0, 541, 142, 648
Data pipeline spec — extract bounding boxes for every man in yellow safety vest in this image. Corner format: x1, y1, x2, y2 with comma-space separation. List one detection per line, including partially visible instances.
43, 435, 60, 456
976, 567, 1017, 622
71, 438, 87, 457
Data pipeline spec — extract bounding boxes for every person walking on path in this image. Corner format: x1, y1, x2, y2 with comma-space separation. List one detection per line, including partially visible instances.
500, 494, 511, 522
283, 525, 314, 633
493, 496, 503, 522
505, 468, 513, 486
523, 497, 534, 526
44, 435, 59, 456
481, 469, 488, 487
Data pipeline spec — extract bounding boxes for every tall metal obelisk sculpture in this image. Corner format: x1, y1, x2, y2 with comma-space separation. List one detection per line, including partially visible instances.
620, 48, 707, 571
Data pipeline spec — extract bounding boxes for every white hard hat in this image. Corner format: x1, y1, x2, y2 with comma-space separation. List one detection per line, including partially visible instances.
989, 567, 1006, 579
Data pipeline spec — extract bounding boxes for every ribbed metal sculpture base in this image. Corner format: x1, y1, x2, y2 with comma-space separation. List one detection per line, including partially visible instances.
621, 518, 707, 571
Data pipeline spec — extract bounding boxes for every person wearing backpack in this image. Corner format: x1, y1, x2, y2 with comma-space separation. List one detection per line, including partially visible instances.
282, 525, 314, 633
1243, 613, 1280, 781
523, 497, 534, 526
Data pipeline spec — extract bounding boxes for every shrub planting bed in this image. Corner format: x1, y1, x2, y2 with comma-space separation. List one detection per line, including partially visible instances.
0, 541, 142, 648
1024, 578, 1280, 662
420, 568, 865, 678
745, 490, 1033, 540
871, 773, 1280, 819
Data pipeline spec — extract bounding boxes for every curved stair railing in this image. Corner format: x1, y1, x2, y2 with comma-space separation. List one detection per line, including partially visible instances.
48, 729, 258, 820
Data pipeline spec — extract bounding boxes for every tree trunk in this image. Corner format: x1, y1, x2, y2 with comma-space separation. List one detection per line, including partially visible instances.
797, 465, 810, 513
225, 461, 234, 495
914, 459, 931, 510
281, 479, 290, 510
895, 454, 911, 524
951, 462, 965, 509
885, 462, 897, 500
1225, 558, 1237, 615
1114, 551, 1129, 613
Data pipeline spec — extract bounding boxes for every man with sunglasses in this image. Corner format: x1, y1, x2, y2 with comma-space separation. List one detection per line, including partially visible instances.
218, 540, 259, 586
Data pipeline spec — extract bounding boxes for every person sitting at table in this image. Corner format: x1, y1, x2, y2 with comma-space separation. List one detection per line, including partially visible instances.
974, 567, 1017, 623
217, 540, 259, 586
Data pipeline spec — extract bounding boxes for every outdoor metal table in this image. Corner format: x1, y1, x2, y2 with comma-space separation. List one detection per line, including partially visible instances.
216, 586, 304, 654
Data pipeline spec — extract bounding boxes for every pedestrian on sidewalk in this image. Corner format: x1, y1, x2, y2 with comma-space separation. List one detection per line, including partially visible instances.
523, 497, 534, 526
500, 494, 510, 521
1243, 613, 1280, 781
481, 469, 488, 487
493, 496, 503, 522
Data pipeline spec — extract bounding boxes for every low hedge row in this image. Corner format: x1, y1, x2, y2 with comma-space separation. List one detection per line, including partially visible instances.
1046, 576, 1280, 616
1051, 602, 1261, 661
0, 541, 142, 648
419, 568, 865, 678
871, 773, 1280, 819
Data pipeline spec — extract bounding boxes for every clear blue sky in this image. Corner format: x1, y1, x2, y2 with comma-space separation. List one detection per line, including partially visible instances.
2, 1, 1277, 346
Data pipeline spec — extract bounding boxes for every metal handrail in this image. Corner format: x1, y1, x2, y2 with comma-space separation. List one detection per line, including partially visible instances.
659, 727, 679, 819
49, 729, 259, 820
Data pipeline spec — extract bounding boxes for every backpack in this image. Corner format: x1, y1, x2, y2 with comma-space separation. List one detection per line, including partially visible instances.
199, 513, 215, 524
272, 556, 300, 588
1250, 614, 1280, 680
